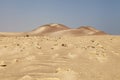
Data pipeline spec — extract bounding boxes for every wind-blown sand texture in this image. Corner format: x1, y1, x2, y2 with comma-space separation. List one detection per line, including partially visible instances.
0, 24, 119, 80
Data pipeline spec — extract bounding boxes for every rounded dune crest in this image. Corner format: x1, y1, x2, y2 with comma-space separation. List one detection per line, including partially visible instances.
0, 23, 108, 37
77, 26, 99, 32
77, 26, 107, 35
31, 23, 70, 35
48, 26, 107, 37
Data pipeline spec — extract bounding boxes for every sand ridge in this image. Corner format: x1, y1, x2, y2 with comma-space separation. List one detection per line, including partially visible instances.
0, 23, 107, 37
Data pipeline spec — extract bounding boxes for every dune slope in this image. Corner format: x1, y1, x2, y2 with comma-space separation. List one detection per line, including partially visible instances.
0, 24, 107, 37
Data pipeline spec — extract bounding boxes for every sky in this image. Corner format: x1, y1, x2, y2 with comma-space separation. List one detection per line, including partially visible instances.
0, 0, 120, 34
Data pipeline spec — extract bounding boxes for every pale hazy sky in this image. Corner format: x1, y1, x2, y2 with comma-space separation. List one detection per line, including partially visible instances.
0, 0, 120, 34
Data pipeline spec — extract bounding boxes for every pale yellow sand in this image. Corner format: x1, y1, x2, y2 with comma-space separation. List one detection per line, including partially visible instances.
0, 35, 120, 80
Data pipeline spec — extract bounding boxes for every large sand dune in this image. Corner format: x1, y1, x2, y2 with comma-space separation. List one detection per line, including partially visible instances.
31, 24, 70, 34
0, 23, 107, 37
0, 24, 119, 80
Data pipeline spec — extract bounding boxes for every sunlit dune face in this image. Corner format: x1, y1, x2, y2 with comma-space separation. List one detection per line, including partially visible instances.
50, 23, 59, 27
30, 24, 70, 35
0, 23, 107, 37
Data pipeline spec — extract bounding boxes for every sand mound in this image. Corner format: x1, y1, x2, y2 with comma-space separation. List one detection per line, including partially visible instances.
77, 26, 107, 35
0, 24, 108, 37
30, 23, 70, 35
31, 25, 107, 36
48, 27, 107, 37
0, 23, 70, 37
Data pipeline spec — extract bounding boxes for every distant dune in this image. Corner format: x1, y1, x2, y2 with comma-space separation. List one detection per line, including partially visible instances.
0, 23, 107, 37
77, 26, 107, 35
33, 24, 107, 36
30, 23, 70, 35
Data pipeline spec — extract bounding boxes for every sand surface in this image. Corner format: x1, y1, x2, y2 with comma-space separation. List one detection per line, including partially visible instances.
0, 35, 120, 80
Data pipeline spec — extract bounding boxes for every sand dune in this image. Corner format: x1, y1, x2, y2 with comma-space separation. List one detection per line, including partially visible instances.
30, 23, 70, 35
48, 26, 107, 37
77, 26, 107, 35
0, 23, 107, 37
0, 23, 119, 80
31, 24, 107, 36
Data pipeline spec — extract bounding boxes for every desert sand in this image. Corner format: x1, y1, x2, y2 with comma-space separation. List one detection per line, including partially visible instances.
0, 24, 120, 80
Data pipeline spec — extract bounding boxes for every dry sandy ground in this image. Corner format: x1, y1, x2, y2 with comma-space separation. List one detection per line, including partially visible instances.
0, 35, 120, 80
